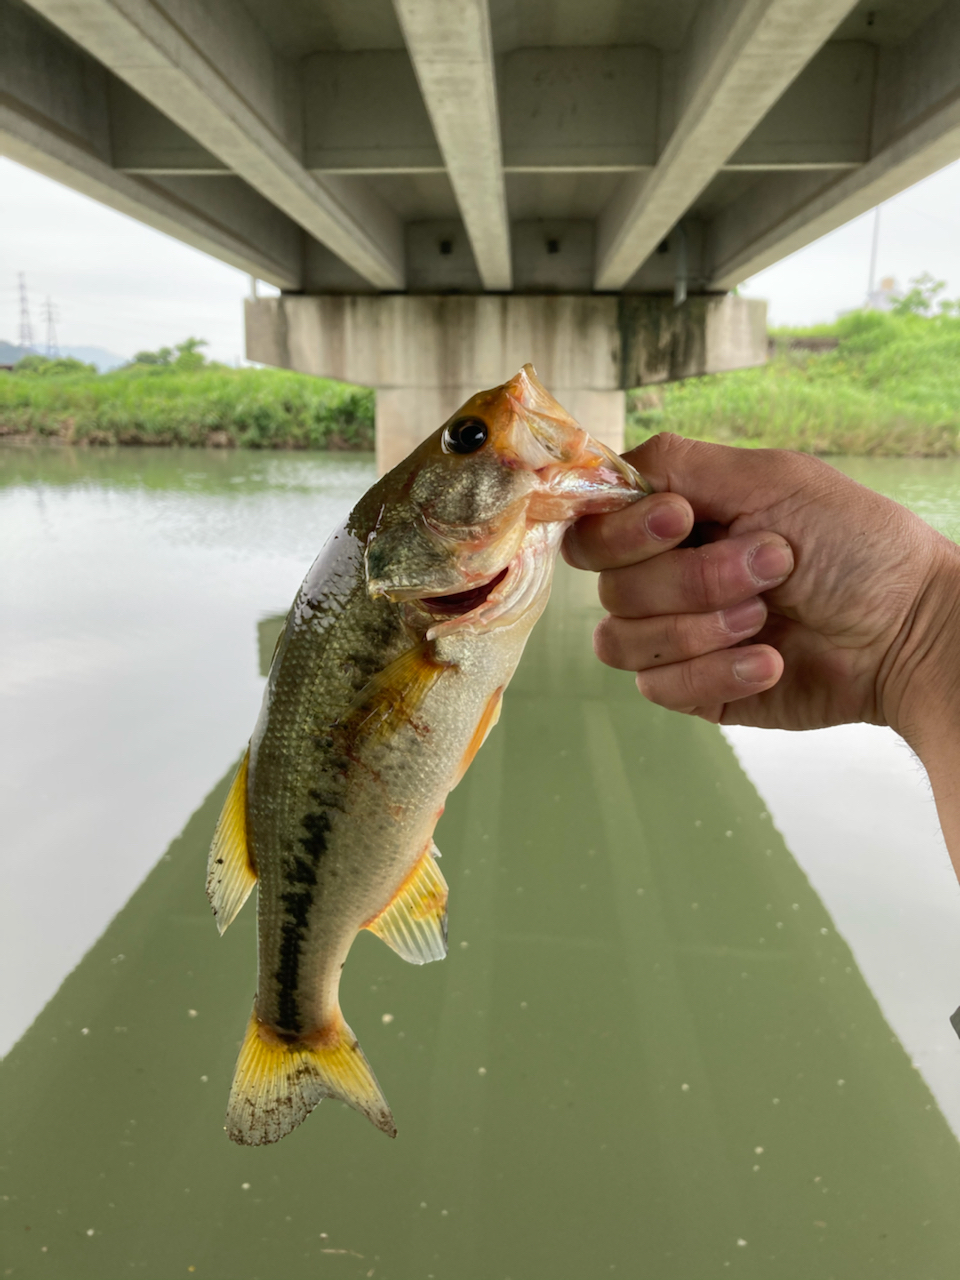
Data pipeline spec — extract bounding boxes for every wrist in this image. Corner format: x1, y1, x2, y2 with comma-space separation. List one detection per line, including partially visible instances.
885, 535, 960, 760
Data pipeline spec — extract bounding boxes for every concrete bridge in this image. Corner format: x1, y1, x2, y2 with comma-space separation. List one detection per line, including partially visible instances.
4, 0, 960, 468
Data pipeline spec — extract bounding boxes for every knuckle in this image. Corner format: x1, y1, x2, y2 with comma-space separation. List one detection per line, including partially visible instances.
592, 616, 622, 667
684, 547, 726, 610
597, 565, 636, 615
669, 610, 730, 660
675, 658, 706, 706
635, 669, 668, 707
595, 514, 625, 565
765, 447, 830, 496
666, 612, 698, 660
596, 569, 618, 613
789, 451, 828, 483
638, 656, 706, 712
561, 525, 587, 569
627, 431, 688, 490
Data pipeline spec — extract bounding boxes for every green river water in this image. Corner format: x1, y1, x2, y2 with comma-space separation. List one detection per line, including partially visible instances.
2, 446, 960, 1279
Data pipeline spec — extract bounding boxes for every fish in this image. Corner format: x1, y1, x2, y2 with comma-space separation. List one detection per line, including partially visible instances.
206, 364, 647, 1146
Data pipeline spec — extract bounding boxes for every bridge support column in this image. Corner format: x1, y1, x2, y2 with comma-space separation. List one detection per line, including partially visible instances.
372, 385, 625, 476
245, 293, 766, 474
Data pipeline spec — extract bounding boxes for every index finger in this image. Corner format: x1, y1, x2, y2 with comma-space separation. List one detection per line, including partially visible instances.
624, 432, 814, 528
563, 490, 694, 571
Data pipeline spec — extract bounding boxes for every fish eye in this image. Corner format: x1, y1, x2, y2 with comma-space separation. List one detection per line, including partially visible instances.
442, 416, 488, 455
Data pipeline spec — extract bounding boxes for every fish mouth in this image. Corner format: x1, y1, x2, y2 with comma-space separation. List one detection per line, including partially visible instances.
417, 566, 510, 618
416, 521, 565, 642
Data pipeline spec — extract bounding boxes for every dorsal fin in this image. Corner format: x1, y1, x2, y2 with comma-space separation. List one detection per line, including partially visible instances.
206, 748, 257, 936
365, 843, 449, 964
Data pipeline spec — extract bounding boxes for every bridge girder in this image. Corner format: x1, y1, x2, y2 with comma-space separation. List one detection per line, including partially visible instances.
4, 0, 960, 298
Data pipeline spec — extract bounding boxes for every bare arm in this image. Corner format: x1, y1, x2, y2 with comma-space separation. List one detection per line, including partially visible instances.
563, 433, 960, 878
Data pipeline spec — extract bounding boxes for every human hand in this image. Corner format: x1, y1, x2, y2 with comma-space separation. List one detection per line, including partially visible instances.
563, 434, 960, 747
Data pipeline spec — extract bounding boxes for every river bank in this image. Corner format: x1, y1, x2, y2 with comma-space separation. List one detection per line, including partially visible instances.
626, 309, 960, 455
4, 308, 960, 455
0, 363, 374, 450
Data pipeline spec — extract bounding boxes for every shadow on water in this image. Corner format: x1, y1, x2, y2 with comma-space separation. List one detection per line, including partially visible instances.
2, 568, 959, 1279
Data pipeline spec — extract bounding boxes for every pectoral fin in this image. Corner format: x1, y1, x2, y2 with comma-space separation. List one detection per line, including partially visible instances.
338, 643, 452, 741
365, 843, 449, 964
206, 748, 257, 935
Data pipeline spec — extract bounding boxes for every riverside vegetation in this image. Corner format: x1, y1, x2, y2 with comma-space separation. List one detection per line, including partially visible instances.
0, 339, 374, 450
5, 286, 960, 456
628, 278, 960, 456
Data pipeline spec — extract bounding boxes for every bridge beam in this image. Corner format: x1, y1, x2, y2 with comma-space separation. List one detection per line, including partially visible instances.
393, 0, 512, 290
21, 0, 404, 290
0, 0, 301, 287
594, 0, 860, 291
709, 0, 960, 286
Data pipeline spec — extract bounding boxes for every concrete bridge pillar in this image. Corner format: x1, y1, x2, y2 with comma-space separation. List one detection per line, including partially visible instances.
245, 293, 767, 473
373, 386, 626, 477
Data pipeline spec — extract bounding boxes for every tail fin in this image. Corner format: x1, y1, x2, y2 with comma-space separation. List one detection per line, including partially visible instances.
225, 1008, 396, 1146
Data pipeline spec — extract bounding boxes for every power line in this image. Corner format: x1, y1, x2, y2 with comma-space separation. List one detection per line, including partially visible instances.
17, 273, 34, 352
868, 205, 881, 297
42, 296, 59, 358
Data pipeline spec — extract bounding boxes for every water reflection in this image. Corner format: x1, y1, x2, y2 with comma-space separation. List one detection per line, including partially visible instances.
830, 455, 960, 543
0, 445, 375, 1052
725, 454, 960, 1140
3, 446, 960, 1277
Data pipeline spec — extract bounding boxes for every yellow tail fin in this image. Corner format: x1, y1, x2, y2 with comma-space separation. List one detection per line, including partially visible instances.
225, 1009, 396, 1146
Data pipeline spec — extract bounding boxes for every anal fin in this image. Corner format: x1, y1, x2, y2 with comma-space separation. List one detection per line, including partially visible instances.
365, 843, 449, 964
226, 1008, 395, 1146
206, 748, 256, 935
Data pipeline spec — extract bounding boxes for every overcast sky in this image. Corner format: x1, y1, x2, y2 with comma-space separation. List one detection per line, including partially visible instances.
3, 154, 960, 363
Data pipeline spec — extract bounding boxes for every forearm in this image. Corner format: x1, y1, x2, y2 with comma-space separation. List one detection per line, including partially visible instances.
892, 545, 960, 881
920, 751, 960, 881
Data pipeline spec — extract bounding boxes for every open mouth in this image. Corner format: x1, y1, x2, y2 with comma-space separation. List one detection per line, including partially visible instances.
418, 566, 509, 617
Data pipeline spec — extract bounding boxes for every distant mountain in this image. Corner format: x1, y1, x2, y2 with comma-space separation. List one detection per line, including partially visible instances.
0, 341, 128, 372
60, 345, 128, 371
0, 340, 27, 365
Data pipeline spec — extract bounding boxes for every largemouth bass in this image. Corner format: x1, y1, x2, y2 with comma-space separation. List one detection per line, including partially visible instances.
207, 365, 646, 1145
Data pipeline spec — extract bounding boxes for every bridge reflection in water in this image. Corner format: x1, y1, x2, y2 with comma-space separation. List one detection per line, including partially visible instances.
2, 568, 958, 1280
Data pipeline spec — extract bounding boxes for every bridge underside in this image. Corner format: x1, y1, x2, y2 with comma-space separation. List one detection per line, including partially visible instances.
4, 0, 960, 456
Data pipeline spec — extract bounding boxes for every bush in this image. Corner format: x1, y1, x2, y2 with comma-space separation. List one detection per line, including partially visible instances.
626, 305, 960, 456
0, 362, 374, 450
14, 354, 97, 377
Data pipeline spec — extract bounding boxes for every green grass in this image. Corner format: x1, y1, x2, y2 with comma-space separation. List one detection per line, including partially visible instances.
7, 308, 960, 456
626, 309, 960, 456
0, 363, 374, 450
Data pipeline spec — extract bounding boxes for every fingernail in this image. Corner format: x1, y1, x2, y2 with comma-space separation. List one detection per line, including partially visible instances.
749, 539, 792, 585
733, 652, 773, 684
722, 598, 765, 634
644, 502, 687, 542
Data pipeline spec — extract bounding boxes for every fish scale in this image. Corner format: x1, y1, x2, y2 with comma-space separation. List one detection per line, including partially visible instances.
204, 364, 647, 1145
